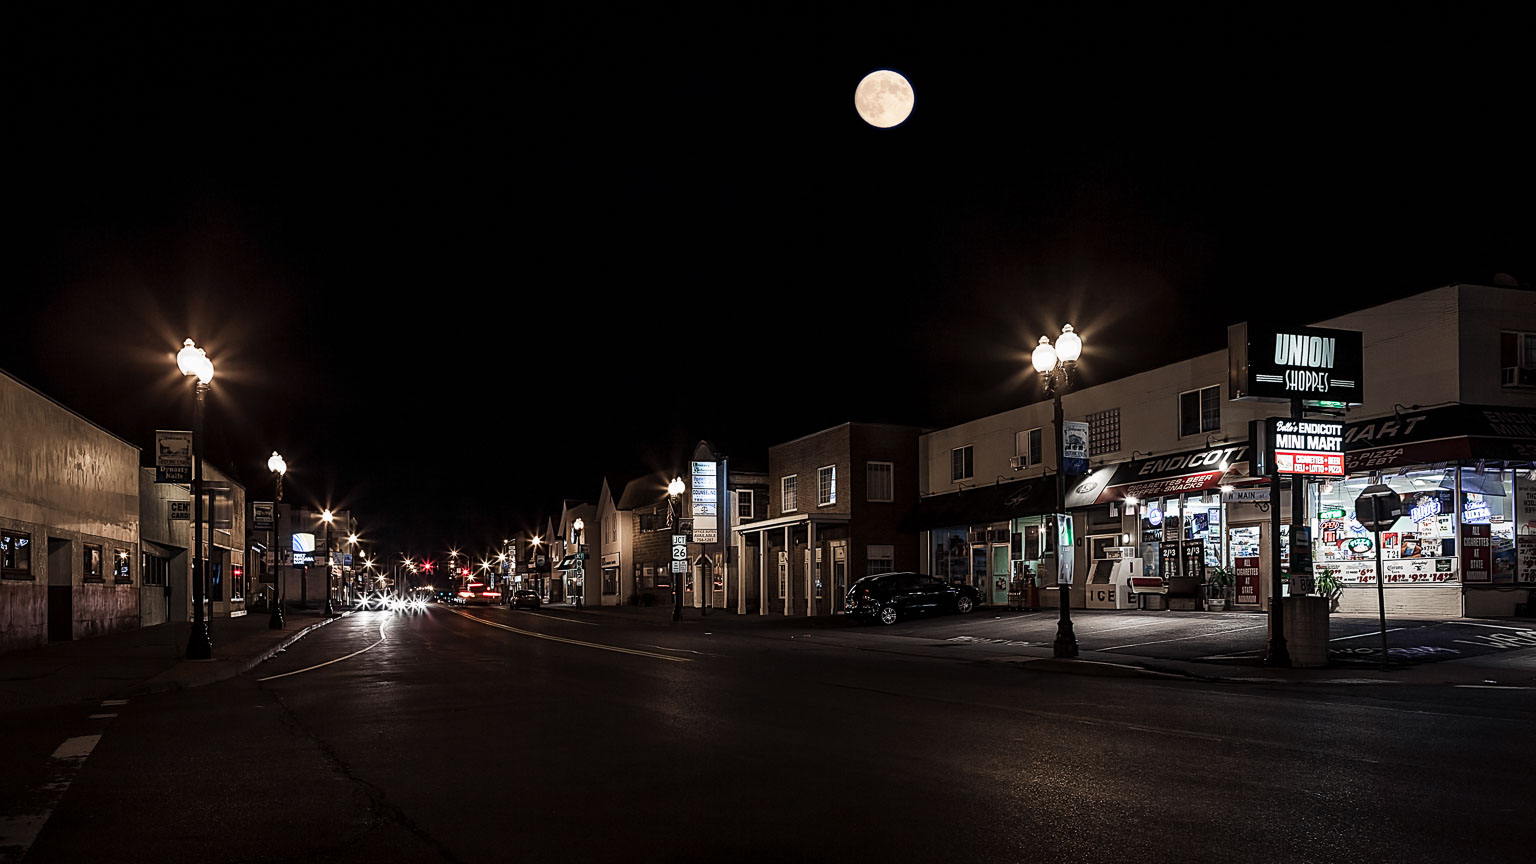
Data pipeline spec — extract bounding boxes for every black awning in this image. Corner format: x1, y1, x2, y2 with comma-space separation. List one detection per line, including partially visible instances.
1345, 404, 1536, 473
904, 476, 1056, 531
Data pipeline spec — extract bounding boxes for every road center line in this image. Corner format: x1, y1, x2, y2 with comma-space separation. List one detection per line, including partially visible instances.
451, 609, 689, 662
1330, 628, 1405, 641
258, 618, 388, 682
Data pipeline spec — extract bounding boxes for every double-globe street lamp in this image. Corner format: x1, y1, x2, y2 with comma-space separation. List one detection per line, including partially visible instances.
267, 451, 286, 629
176, 339, 215, 660
320, 509, 339, 616
1032, 324, 1083, 660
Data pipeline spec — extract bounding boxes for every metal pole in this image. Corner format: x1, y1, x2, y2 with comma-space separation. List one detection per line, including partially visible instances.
1375, 528, 1389, 667
269, 476, 284, 629
1051, 382, 1078, 658
672, 495, 683, 623
1265, 469, 1290, 667
186, 380, 213, 659
324, 522, 335, 616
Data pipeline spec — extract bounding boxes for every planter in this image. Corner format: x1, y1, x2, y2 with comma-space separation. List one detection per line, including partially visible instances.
1206, 598, 1226, 611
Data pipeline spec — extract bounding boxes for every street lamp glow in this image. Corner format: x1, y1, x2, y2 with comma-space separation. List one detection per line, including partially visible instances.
573, 518, 584, 532
267, 451, 287, 475
1031, 336, 1058, 374
667, 477, 685, 497
1056, 324, 1082, 362
177, 339, 215, 384
321, 509, 334, 524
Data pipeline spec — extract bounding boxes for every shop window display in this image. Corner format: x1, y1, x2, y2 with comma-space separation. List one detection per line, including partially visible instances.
1314, 468, 1460, 587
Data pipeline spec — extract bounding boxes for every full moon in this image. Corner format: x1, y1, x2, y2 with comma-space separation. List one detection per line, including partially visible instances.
854, 69, 914, 128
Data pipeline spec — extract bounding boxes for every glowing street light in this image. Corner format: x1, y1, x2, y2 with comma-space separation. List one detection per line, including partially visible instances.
267, 451, 286, 630
177, 339, 215, 660
1034, 324, 1082, 660
320, 509, 337, 617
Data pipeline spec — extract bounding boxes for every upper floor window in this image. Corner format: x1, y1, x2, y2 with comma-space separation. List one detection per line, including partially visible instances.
951, 446, 974, 482
817, 465, 837, 506
867, 462, 893, 502
782, 475, 798, 513
738, 489, 754, 520
1014, 428, 1043, 466
1179, 385, 1222, 437
84, 544, 104, 583
1088, 409, 1121, 455
113, 548, 131, 583
1501, 331, 1536, 387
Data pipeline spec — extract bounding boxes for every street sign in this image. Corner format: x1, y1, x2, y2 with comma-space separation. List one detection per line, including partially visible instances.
154, 430, 193, 483
1354, 484, 1403, 531
671, 533, 688, 574
252, 501, 274, 530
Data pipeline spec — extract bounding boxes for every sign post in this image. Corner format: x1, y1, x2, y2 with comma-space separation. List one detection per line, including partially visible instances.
1355, 484, 1404, 667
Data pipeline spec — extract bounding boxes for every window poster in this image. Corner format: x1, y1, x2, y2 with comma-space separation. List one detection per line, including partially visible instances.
1518, 477, 1536, 583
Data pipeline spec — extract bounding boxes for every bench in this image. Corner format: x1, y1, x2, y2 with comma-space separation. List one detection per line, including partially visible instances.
1128, 576, 1167, 610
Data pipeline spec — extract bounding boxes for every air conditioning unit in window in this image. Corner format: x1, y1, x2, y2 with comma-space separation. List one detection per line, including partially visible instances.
1505, 366, 1520, 386
1505, 366, 1535, 387
1009, 454, 1027, 470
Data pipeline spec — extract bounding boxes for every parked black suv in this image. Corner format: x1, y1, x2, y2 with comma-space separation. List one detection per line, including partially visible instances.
845, 572, 979, 625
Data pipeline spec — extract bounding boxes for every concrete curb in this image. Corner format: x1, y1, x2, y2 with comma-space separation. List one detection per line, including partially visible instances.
122, 612, 353, 697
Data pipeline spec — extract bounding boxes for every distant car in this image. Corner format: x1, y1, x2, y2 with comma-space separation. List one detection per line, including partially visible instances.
845, 572, 978, 625
511, 589, 541, 610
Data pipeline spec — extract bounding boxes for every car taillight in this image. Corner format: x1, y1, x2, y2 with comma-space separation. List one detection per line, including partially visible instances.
483, 591, 500, 598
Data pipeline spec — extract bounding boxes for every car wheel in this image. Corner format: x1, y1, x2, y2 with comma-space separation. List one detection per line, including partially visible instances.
878, 604, 899, 625
956, 595, 975, 614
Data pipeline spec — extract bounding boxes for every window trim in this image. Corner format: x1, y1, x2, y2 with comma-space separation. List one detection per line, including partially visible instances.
782, 474, 798, 514
737, 489, 754, 520
817, 465, 837, 507
951, 445, 974, 483
866, 461, 894, 503
2, 529, 33, 579
1178, 385, 1222, 438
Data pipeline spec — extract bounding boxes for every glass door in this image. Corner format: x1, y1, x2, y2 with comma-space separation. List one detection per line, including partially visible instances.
989, 544, 1010, 605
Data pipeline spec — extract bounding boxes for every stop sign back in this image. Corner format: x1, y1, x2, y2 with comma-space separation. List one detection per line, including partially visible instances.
1353, 484, 1403, 531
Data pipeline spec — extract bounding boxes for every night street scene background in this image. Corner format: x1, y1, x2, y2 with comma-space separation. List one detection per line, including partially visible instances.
4, 4, 1534, 864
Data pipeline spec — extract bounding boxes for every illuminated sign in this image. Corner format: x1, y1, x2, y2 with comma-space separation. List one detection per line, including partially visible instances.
1409, 497, 1441, 523
1146, 507, 1163, 527
1343, 536, 1374, 554
1229, 323, 1364, 406
1462, 494, 1492, 524
1257, 418, 1345, 476
1320, 507, 1346, 519
292, 532, 316, 554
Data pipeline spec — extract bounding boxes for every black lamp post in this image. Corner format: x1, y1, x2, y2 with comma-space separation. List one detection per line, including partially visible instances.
668, 476, 685, 623
1032, 324, 1083, 660
321, 509, 336, 617
267, 451, 286, 629
176, 339, 215, 660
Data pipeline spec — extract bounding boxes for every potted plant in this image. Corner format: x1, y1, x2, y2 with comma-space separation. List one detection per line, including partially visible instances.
1205, 566, 1234, 611
1315, 566, 1343, 613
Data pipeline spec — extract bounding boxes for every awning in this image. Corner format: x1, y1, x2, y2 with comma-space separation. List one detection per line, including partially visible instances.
905, 475, 1057, 531
555, 554, 586, 571
141, 539, 181, 559
1345, 404, 1536, 473
1067, 442, 1253, 506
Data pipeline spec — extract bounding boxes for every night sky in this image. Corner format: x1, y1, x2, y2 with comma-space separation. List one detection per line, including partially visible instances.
10, 4, 1530, 560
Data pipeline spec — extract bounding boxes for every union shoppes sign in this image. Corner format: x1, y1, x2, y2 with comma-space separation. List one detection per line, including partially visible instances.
1228, 322, 1364, 406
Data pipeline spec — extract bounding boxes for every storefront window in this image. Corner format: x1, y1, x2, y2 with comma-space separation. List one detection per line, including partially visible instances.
1314, 468, 1459, 587
932, 528, 970, 585
1461, 468, 1518, 582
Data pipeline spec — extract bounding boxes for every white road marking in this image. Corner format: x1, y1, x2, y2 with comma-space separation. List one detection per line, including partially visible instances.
1448, 622, 1536, 631
515, 609, 599, 626
1103, 623, 1266, 652
451, 609, 689, 662
1330, 628, 1405, 641
1456, 684, 1536, 690
258, 618, 388, 682
645, 645, 727, 657
101, 699, 128, 706
88, 713, 118, 719
0, 735, 105, 860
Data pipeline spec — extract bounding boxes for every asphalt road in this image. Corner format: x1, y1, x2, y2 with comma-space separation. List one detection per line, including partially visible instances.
10, 605, 1536, 864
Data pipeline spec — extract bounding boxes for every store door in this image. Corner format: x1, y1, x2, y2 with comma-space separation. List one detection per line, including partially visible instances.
970, 542, 988, 600
989, 544, 1010, 605
1229, 524, 1264, 608
830, 542, 848, 612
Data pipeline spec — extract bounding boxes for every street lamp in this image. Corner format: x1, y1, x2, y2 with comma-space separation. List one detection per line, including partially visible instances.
530, 536, 543, 597
177, 339, 216, 660
267, 451, 286, 629
571, 518, 585, 608
1032, 324, 1082, 660
321, 509, 336, 616
346, 533, 359, 607
667, 476, 685, 623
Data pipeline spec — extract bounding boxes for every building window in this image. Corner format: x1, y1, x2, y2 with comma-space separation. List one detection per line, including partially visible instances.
818, 465, 837, 506
738, 489, 754, 520
84, 544, 104, 583
951, 446, 974, 482
141, 553, 168, 587
2, 530, 31, 579
868, 545, 894, 575
867, 462, 894, 502
113, 548, 131, 583
1088, 409, 1120, 456
1014, 429, 1043, 466
1179, 386, 1222, 437
782, 475, 798, 513
1501, 331, 1536, 387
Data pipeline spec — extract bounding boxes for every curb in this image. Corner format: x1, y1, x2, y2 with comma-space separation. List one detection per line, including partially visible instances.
121, 612, 353, 698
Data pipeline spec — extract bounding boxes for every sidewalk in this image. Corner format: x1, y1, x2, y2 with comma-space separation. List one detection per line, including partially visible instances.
0, 606, 349, 711
547, 601, 1536, 687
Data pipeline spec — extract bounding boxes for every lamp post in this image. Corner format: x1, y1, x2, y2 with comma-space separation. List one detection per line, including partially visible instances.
668, 476, 685, 623
530, 536, 543, 598
267, 451, 287, 629
1032, 324, 1082, 660
346, 533, 359, 608
177, 339, 216, 660
572, 518, 585, 607
321, 509, 336, 617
